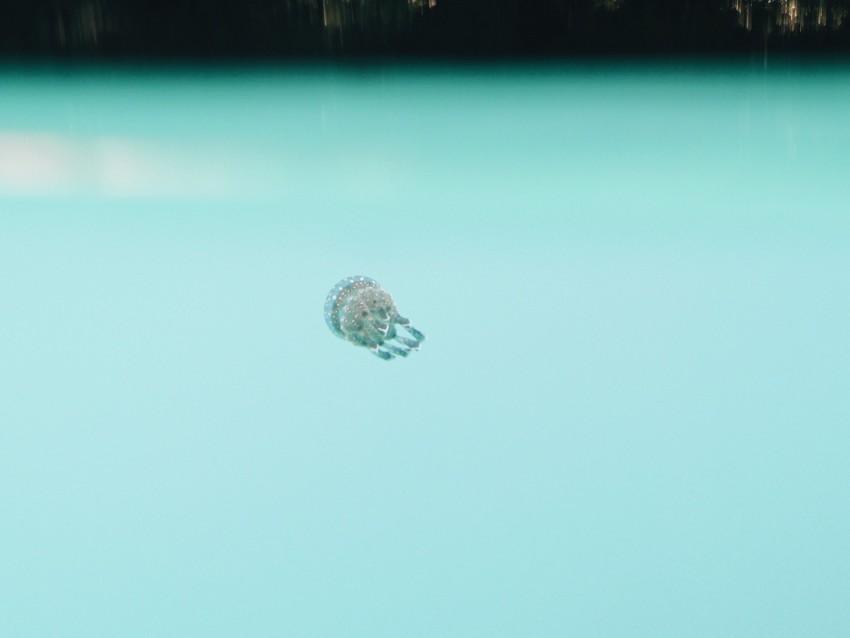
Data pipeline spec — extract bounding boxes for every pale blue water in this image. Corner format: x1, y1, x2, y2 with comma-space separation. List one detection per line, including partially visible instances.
1, 64, 849, 637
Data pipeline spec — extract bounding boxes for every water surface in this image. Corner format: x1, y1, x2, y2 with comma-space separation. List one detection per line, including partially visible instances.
1, 64, 849, 637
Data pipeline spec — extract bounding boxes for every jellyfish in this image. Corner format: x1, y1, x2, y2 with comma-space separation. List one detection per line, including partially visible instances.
325, 276, 425, 360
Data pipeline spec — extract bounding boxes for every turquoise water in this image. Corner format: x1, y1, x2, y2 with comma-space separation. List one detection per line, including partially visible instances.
2, 64, 849, 636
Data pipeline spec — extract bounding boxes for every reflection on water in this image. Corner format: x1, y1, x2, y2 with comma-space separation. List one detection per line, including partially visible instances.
4, 0, 849, 56
733, 0, 848, 32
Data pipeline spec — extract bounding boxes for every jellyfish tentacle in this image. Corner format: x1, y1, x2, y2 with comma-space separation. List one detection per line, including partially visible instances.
384, 344, 410, 357
369, 345, 393, 360
369, 318, 390, 338
403, 325, 426, 343
392, 324, 424, 347
394, 335, 421, 349
383, 323, 398, 340
362, 322, 388, 345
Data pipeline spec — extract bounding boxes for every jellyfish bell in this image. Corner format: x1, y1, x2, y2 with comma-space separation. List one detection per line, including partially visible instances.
325, 276, 425, 360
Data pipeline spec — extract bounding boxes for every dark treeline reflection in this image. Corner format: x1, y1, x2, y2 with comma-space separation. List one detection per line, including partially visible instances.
2, 0, 850, 57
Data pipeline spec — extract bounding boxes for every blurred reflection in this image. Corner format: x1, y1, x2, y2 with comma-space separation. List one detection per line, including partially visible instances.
0, 130, 408, 201
52, 0, 111, 49
1, 0, 848, 56
732, 0, 848, 33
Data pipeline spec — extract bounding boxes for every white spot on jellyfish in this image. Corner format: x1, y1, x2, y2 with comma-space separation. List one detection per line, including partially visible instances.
325, 276, 425, 360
